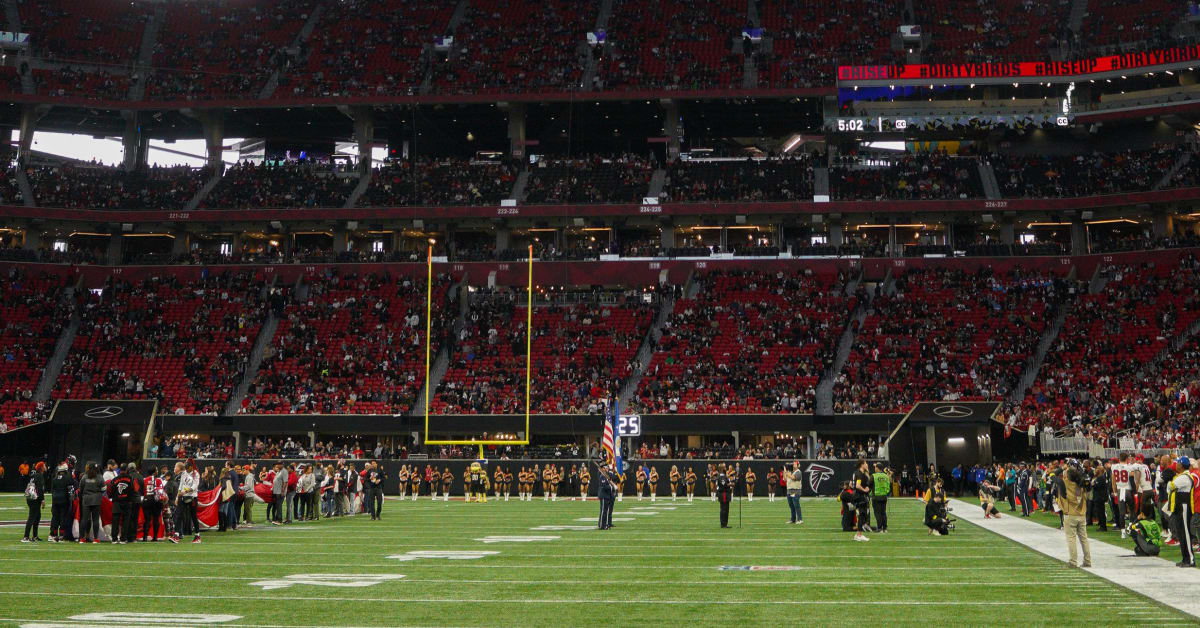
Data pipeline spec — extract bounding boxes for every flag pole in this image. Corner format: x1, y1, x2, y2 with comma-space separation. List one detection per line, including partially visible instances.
737, 462, 742, 528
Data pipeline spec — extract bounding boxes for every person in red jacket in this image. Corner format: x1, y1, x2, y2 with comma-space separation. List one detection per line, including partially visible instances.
107, 463, 141, 544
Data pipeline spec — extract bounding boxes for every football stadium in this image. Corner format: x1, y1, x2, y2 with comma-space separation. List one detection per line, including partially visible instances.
2, 0, 1200, 626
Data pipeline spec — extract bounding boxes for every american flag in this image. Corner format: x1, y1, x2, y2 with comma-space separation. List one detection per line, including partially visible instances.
601, 401, 616, 466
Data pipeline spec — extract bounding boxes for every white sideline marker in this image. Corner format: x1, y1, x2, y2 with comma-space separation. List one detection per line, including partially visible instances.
249, 574, 405, 591
531, 525, 595, 531
386, 551, 499, 562
474, 535, 560, 544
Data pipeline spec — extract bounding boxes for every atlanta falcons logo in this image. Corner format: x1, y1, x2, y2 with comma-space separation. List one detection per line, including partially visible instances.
805, 464, 835, 494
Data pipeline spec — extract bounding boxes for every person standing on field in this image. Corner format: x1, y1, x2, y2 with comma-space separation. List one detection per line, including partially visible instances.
1057, 460, 1092, 568
785, 461, 803, 524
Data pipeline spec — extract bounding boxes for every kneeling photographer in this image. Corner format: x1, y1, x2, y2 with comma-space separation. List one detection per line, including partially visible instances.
924, 477, 954, 535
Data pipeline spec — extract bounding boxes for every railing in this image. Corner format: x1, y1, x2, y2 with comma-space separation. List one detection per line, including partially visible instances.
1040, 432, 1094, 454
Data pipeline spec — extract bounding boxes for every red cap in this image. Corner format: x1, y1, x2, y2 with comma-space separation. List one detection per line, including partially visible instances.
1136, 454, 1145, 462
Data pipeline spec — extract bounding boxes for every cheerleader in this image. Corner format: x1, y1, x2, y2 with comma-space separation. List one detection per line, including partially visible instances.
636, 466, 647, 501
648, 468, 659, 502
744, 468, 756, 502
493, 466, 505, 501
430, 467, 441, 500
669, 465, 681, 501
409, 467, 420, 501
441, 468, 453, 501
540, 463, 549, 504
398, 465, 409, 500
766, 467, 778, 503
707, 464, 718, 501
617, 469, 626, 501
685, 466, 697, 502
531, 464, 540, 500
504, 468, 514, 501
580, 465, 591, 500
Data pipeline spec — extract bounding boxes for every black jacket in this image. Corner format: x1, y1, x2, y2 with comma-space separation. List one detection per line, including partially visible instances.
25, 470, 45, 503
51, 468, 75, 502
79, 475, 104, 507
715, 474, 732, 502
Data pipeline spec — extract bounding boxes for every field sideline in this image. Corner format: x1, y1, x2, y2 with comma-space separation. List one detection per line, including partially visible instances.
0, 493, 1193, 627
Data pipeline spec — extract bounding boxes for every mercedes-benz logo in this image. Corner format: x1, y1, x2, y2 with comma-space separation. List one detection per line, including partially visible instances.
84, 405, 124, 419
933, 405, 972, 418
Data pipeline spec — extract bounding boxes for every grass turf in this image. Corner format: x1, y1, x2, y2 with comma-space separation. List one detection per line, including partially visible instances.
0, 493, 1195, 627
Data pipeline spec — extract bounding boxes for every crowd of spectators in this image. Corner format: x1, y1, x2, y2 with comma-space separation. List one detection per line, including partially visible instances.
524, 154, 654, 204
202, 162, 356, 209
815, 437, 880, 460
990, 145, 1190, 198
27, 163, 209, 210
835, 267, 1073, 413
759, 0, 902, 88
279, 0, 450, 99
359, 159, 516, 207
428, 0, 590, 95
831, 152, 984, 200
146, 0, 316, 102
242, 271, 453, 415
434, 289, 654, 414
34, 67, 130, 102
0, 269, 72, 431
54, 271, 270, 415
664, 156, 815, 202
8, 0, 1197, 103
595, 0, 744, 92
1015, 255, 1200, 447
635, 269, 853, 414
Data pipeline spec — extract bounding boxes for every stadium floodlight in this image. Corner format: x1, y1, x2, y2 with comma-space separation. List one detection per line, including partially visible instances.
423, 245, 533, 456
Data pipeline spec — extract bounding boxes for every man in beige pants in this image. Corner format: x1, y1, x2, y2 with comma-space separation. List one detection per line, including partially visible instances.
1057, 461, 1092, 568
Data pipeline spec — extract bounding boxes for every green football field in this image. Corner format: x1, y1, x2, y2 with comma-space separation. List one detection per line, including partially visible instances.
0, 493, 1194, 627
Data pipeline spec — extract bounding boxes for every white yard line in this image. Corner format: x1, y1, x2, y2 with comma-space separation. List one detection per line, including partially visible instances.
0, 590, 1122, 606
950, 498, 1200, 620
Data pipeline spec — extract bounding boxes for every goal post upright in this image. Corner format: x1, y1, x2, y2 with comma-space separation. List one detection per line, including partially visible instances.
423, 244, 533, 449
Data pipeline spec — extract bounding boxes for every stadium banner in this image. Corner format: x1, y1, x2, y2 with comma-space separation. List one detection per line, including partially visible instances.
51, 400, 158, 425
151, 458, 882, 497
838, 44, 1200, 84
904, 401, 1001, 425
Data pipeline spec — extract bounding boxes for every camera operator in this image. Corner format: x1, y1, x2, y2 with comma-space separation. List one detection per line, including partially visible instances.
785, 460, 803, 525
979, 475, 1002, 519
1057, 459, 1092, 569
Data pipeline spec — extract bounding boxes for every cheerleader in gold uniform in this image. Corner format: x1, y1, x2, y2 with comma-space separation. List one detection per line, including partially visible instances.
707, 464, 718, 501
440, 468, 453, 502
669, 465, 681, 501
493, 466, 505, 501
766, 467, 778, 503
